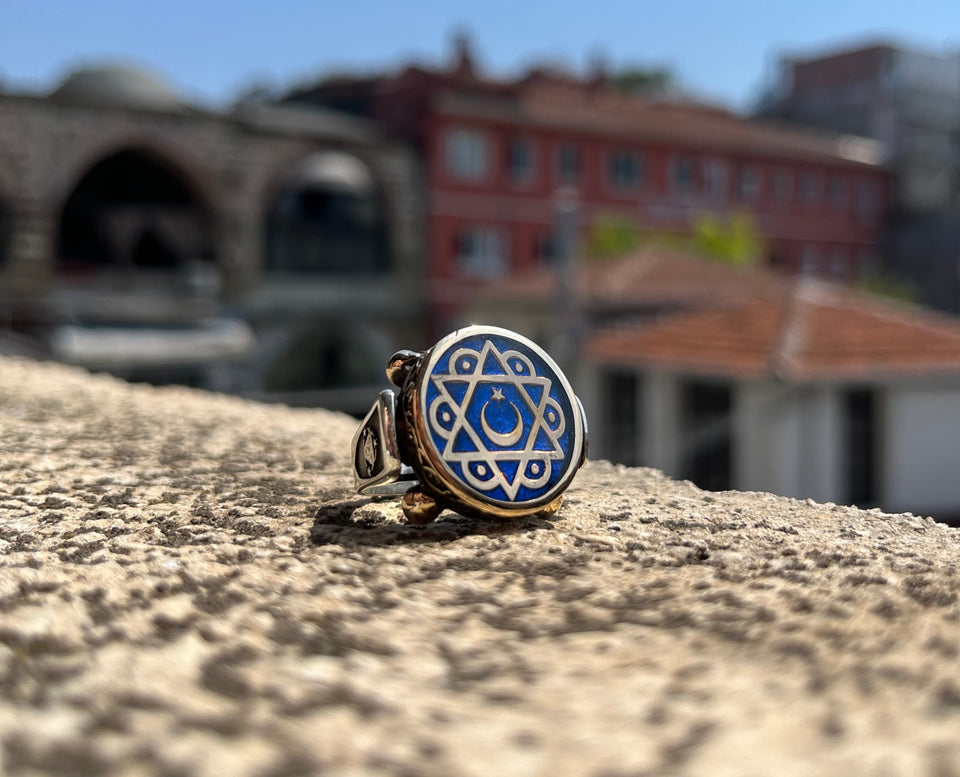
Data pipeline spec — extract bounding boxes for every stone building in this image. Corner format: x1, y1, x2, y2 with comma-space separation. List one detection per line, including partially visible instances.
0, 64, 424, 413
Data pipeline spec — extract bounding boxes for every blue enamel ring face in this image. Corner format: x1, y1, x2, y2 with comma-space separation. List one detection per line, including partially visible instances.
419, 326, 583, 508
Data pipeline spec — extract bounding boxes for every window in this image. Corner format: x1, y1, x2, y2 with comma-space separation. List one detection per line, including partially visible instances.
768, 248, 787, 270
455, 227, 506, 278
799, 171, 820, 204
608, 151, 643, 190
736, 164, 759, 199
800, 245, 820, 275
535, 232, 557, 265
604, 370, 640, 466
680, 381, 732, 492
507, 138, 535, 184
672, 156, 697, 193
829, 175, 848, 209
772, 169, 791, 204
857, 181, 880, 220
703, 159, 728, 197
829, 246, 847, 278
844, 389, 879, 506
445, 128, 489, 181
557, 143, 581, 184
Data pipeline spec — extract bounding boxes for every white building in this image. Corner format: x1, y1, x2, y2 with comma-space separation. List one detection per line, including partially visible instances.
582, 278, 960, 522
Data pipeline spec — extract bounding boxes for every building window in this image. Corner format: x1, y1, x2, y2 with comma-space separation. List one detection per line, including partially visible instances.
703, 159, 728, 197
800, 245, 820, 275
608, 150, 643, 190
455, 227, 506, 278
680, 381, 732, 492
772, 169, 791, 204
603, 370, 640, 466
535, 232, 557, 265
829, 175, 848, 209
829, 246, 847, 278
799, 171, 820, 204
557, 143, 581, 185
507, 138, 535, 184
736, 164, 759, 199
857, 181, 880, 220
844, 389, 879, 506
672, 156, 697, 193
445, 128, 489, 181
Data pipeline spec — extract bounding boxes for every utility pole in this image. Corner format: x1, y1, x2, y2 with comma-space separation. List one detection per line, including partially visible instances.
552, 186, 582, 377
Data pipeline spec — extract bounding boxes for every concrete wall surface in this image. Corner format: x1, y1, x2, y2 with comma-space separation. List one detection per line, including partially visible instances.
2, 356, 960, 776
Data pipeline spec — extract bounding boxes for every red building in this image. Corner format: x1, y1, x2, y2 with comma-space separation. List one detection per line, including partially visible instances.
290, 40, 892, 332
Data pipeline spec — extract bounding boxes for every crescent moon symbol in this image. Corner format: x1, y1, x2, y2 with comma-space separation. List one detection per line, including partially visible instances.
480, 400, 524, 447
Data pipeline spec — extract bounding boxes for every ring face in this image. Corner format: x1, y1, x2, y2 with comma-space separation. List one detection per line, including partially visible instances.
417, 326, 584, 510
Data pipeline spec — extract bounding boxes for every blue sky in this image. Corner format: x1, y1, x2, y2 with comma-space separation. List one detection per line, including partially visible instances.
3, 0, 958, 110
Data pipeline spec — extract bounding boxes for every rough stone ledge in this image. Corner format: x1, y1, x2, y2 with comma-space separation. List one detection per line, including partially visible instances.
1, 356, 959, 777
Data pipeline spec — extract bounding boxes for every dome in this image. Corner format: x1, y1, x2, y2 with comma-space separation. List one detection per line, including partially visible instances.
285, 152, 374, 193
51, 65, 185, 111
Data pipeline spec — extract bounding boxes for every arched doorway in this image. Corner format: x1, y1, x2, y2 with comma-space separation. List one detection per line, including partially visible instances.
264, 152, 389, 275
57, 148, 216, 284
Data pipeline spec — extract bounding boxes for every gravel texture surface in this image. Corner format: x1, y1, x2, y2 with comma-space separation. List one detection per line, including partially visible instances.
2, 357, 960, 776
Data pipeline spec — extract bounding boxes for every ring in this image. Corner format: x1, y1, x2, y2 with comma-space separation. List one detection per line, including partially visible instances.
352, 325, 588, 524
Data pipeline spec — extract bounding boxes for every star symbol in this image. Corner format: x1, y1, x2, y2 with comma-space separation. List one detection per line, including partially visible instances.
426, 339, 566, 500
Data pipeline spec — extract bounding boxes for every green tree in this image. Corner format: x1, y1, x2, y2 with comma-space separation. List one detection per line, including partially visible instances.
690, 212, 763, 266
586, 215, 643, 259
607, 66, 674, 96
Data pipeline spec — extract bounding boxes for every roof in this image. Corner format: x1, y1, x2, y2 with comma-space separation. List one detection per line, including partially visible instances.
472, 247, 782, 312
283, 151, 375, 192
288, 43, 887, 169
435, 81, 885, 168
586, 279, 960, 382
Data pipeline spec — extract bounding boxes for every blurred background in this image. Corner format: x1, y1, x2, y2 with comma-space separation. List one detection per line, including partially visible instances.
3, 0, 960, 520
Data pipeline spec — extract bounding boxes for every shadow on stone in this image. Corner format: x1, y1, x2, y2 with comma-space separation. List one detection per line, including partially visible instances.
309, 498, 556, 547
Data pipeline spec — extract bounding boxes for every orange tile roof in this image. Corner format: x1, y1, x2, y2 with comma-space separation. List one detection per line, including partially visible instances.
587, 281, 960, 381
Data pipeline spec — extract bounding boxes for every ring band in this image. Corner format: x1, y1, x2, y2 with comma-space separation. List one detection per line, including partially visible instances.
352, 325, 588, 524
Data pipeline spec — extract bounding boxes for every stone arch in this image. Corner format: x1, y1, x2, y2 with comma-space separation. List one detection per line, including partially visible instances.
56, 146, 217, 284
262, 151, 390, 275
57, 131, 220, 212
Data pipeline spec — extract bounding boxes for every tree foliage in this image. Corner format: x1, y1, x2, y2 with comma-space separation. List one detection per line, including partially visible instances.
585, 215, 643, 259
690, 212, 763, 266
586, 211, 764, 266
606, 66, 674, 96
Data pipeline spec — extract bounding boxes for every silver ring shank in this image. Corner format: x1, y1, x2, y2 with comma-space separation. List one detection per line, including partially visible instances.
352, 390, 418, 498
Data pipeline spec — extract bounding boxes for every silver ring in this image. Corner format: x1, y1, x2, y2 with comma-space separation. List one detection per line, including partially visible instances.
352, 325, 588, 523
